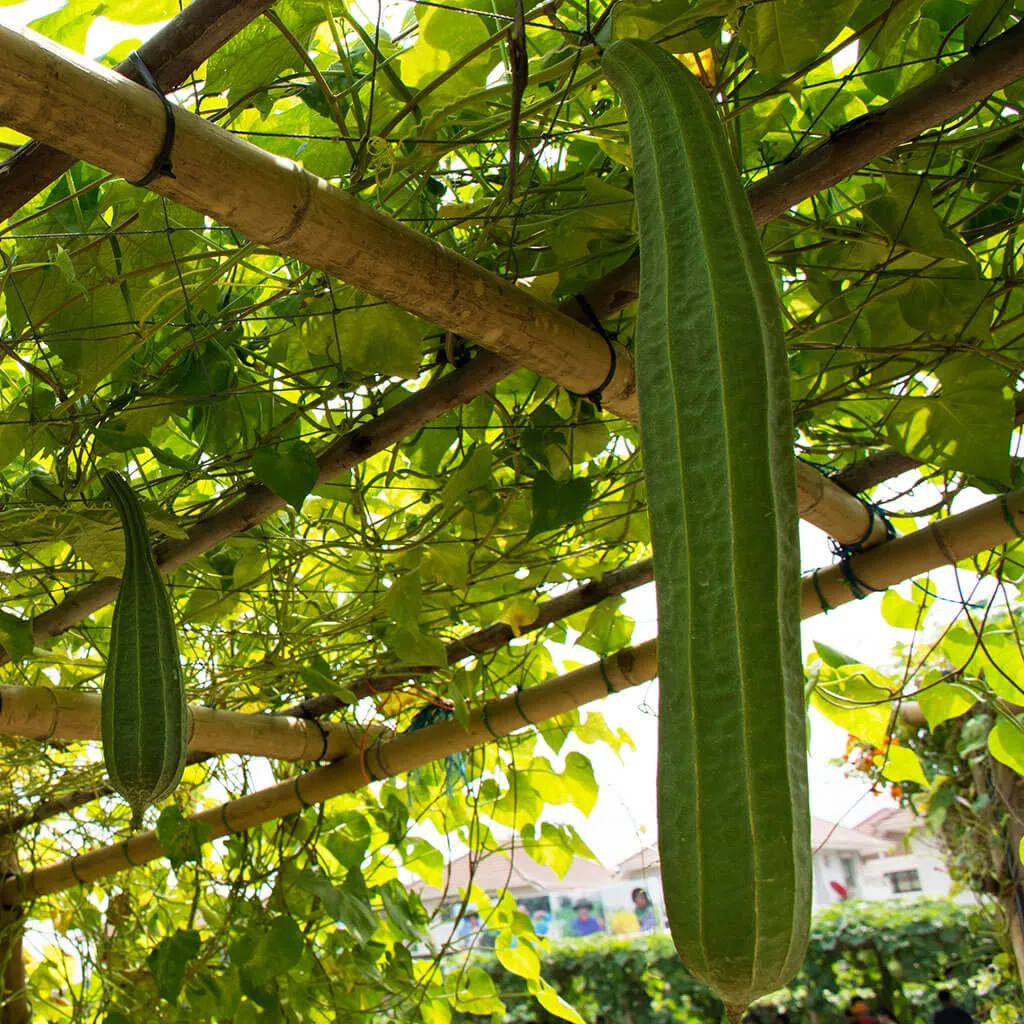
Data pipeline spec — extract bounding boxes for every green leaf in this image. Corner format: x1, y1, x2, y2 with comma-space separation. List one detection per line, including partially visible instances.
560, 752, 599, 815
880, 588, 930, 631
737, 0, 860, 76
148, 929, 201, 1003
497, 597, 540, 636
964, 0, 1012, 49
915, 681, 975, 729
885, 355, 1013, 483
528, 977, 587, 1024
810, 666, 894, 748
495, 932, 541, 982
862, 176, 974, 264
880, 745, 929, 786
520, 822, 573, 878
988, 718, 1024, 776
205, 0, 325, 103
157, 808, 211, 868
527, 472, 592, 539
252, 440, 320, 509
400, 5, 492, 108
439, 445, 493, 510
0, 611, 34, 662
813, 641, 860, 668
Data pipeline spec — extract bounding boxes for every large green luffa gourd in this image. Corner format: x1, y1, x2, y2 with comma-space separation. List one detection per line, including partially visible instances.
101, 470, 187, 829
601, 39, 810, 1017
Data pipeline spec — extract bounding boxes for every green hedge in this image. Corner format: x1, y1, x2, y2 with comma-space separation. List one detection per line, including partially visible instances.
453, 899, 1019, 1023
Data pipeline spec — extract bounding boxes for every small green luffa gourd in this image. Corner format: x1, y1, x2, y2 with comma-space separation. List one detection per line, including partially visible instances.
601, 39, 811, 1017
101, 470, 187, 829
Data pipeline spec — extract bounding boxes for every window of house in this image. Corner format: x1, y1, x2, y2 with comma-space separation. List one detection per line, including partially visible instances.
839, 855, 858, 892
886, 869, 922, 893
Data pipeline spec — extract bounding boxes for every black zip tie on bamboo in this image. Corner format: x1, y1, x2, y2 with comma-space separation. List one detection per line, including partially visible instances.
826, 501, 896, 601
598, 656, 617, 695
809, 569, 832, 614
839, 557, 886, 601
513, 687, 534, 726
69, 858, 85, 885
480, 702, 501, 740
828, 501, 896, 560
1001, 494, 1024, 540
566, 293, 617, 411
293, 777, 314, 809
220, 804, 241, 835
127, 52, 177, 188
121, 841, 141, 866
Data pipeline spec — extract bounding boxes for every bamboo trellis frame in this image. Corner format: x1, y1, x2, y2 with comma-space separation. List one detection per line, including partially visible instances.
0, 5, 1021, 938
0, 18, 1019, 669
0, 0, 275, 221
0, 641, 659, 903
0, 22, 881, 548
0, 684, 387, 761
0, 479, 1019, 864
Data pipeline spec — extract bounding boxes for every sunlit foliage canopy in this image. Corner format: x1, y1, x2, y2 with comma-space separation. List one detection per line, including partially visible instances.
0, 0, 1023, 1019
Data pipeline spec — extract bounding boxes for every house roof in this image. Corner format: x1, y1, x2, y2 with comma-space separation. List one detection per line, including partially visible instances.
810, 816, 889, 854
613, 818, 888, 876
855, 806, 915, 841
616, 845, 660, 877
413, 843, 615, 902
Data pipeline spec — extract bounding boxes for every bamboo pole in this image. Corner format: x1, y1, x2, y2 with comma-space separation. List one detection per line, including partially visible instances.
5, 486, 1020, 758
0, 0, 276, 222
575, 20, 1024, 323
0, 23, 880, 549
5, 486, 1024, 899
0, 641, 658, 904
0, 685, 388, 762
802, 488, 1024, 619
2, 478, 1016, 836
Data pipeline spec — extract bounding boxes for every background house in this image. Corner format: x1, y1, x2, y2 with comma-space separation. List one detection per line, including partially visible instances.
415, 812, 962, 946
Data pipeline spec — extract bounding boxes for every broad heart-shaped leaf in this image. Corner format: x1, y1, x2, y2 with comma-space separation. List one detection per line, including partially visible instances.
400, 4, 493, 108
528, 978, 587, 1024
252, 441, 320, 509
988, 718, 1024, 776
527, 471, 592, 539
205, 0, 324, 104
915, 680, 975, 729
880, 745, 929, 786
148, 928, 201, 1003
157, 807, 211, 868
884, 355, 1013, 484
862, 176, 974, 264
735, 0, 859, 76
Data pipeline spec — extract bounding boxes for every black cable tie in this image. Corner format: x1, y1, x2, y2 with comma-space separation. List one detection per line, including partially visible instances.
839, 556, 885, 601
127, 52, 177, 188
567, 293, 617, 411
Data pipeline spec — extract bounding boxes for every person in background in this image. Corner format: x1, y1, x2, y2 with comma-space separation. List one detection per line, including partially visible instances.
570, 899, 604, 937
631, 888, 656, 932
531, 909, 550, 937
933, 989, 973, 1024
553, 896, 576, 939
